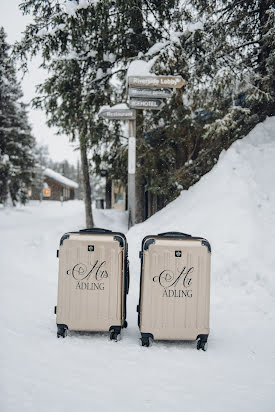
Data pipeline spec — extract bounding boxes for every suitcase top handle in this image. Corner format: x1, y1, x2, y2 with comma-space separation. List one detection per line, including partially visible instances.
158, 232, 192, 237
79, 228, 112, 234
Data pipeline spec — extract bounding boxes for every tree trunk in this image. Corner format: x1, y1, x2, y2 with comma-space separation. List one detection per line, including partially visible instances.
2, 176, 9, 207
79, 137, 94, 228
105, 176, 112, 209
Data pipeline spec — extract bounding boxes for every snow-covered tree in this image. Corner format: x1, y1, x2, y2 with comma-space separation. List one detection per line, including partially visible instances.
0, 27, 35, 206
16, 1, 274, 220
131, 0, 275, 214
16, 0, 125, 226
16, 0, 181, 223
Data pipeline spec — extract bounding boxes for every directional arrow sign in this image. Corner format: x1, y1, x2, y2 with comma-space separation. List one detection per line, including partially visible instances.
128, 75, 185, 89
129, 87, 173, 99
99, 108, 136, 120
129, 97, 165, 110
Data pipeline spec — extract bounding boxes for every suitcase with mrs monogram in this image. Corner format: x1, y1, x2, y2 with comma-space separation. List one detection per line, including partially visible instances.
137, 232, 211, 350
55, 228, 129, 341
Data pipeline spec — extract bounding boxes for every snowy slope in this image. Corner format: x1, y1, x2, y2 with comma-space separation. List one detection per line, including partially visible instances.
1, 117, 275, 412
128, 116, 275, 298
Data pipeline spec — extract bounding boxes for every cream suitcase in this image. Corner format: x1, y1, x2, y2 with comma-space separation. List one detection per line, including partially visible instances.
55, 228, 129, 341
137, 232, 211, 350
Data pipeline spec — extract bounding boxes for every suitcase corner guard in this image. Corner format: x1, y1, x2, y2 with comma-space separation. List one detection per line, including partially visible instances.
59, 233, 70, 246
144, 238, 155, 251
201, 239, 211, 253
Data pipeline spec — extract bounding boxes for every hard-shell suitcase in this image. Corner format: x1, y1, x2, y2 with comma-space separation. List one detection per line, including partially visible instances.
55, 228, 129, 341
137, 232, 211, 350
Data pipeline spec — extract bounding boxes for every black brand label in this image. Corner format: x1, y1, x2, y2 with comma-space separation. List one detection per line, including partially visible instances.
88, 245, 94, 252
175, 250, 182, 257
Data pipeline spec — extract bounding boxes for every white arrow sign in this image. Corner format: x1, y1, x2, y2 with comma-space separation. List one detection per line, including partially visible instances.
129, 87, 172, 98
99, 108, 136, 120
129, 97, 165, 110
129, 75, 185, 89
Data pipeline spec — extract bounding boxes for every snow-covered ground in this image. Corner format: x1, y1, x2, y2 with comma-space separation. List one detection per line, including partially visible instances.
1, 117, 275, 411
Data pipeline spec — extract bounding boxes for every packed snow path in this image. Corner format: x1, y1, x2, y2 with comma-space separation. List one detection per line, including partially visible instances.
1, 117, 275, 411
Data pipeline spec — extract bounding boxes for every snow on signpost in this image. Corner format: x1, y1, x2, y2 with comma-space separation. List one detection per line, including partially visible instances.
99, 60, 185, 228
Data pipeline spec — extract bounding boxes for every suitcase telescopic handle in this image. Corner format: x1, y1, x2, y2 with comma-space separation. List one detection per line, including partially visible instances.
158, 231, 192, 237
79, 228, 112, 233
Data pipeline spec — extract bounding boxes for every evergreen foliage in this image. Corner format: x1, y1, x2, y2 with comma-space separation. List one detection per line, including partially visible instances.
135, 0, 275, 212
0, 27, 35, 206
15, 1, 274, 218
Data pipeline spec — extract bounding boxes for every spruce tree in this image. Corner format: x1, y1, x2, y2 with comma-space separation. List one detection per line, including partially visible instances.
0, 27, 35, 206
138, 0, 275, 213
16, 0, 124, 227
16, 0, 181, 223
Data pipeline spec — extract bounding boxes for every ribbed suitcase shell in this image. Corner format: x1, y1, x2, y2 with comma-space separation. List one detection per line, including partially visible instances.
138, 234, 211, 341
56, 230, 128, 333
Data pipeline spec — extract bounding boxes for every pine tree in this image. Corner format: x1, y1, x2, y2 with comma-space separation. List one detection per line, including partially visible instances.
168, 0, 275, 192
136, 0, 275, 214
0, 27, 35, 206
17, 1, 274, 221
16, 0, 181, 223
113, 0, 181, 222
16, 0, 125, 227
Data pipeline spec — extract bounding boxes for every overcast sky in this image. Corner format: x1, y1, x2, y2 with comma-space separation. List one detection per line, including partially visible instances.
0, 0, 79, 165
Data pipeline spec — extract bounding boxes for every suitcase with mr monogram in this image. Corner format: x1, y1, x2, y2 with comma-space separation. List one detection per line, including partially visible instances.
137, 232, 211, 350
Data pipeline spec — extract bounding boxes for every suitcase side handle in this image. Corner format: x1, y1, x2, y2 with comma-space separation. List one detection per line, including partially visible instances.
157, 231, 192, 237
79, 227, 112, 234
126, 259, 130, 294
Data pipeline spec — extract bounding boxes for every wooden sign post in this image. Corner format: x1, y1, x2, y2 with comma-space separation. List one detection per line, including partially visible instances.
100, 75, 185, 228
99, 107, 137, 228
126, 75, 185, 227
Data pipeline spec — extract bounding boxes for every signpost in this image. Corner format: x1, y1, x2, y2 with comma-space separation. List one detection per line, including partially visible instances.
128, 121, 136, 228
98, 105, 137, 228
129, 97, 165, 110
128, 75, 185, 89
100, 73, 185, 229
99, 108, 136, 120
129, 87, 172, 99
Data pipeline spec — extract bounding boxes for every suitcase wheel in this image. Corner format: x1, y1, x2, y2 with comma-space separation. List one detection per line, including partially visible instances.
197, 339, 208, 351
123, 320, 128, 329
57, 325, 67, 339
140, 336, 152, 347
109, 328, 121, 342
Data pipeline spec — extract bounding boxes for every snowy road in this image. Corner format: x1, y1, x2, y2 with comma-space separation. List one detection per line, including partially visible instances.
0, 200, 274, 412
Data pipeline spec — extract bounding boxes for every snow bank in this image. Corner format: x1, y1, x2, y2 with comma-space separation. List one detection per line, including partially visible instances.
128, 116, 275, 299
